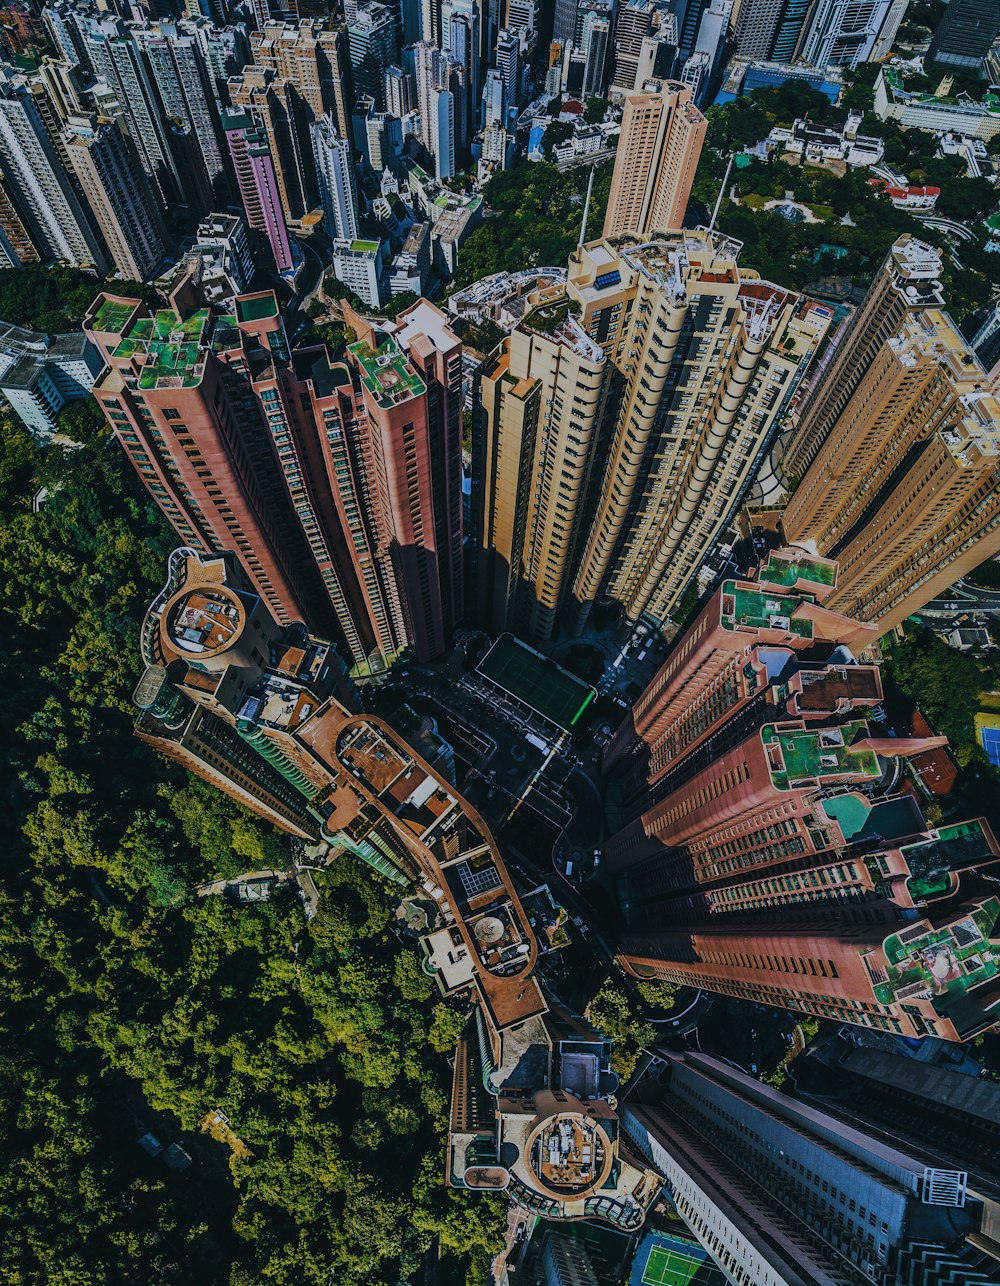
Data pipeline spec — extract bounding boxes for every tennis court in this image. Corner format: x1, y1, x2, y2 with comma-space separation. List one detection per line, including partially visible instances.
477, 634, 595, 731
976, 713, 1000, 768
629, 1230, 727, 1286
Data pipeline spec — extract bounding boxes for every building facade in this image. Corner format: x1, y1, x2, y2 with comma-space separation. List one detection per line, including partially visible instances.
602, 79, 706, 239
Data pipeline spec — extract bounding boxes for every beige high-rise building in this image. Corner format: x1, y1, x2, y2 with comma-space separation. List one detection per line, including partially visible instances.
602, 80, 706, 239
566, 233, 831, 631
63, 114, 164, 280
250, 19, 352, 136
471, 299, 608, 643
230, 68, 316, 221
781, 234, 944, 482
784, 309, 1000, 632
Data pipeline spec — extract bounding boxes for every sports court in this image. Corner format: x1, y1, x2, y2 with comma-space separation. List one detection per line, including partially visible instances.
629, 1230, 728, 1286
976, 712, 1000, 768
476, 634, 595, 732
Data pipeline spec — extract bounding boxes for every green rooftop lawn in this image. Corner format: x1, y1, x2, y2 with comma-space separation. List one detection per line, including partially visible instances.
93, 298, 138, 334
764, 720, 878, 789
477, 634, 594, 731
725, 585, 812, 636
348, 338, 425, 407
236, 294, 279, 323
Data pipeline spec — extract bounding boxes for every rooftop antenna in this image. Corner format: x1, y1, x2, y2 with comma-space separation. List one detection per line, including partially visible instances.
708, 153, 734, 234
578, 164, 596, 249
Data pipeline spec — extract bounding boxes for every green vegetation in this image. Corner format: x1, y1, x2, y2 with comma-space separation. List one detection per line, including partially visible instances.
451, 160, 614, 290
0, 262, 155, 332
0, 410, 503, 1283
692, 82, 998, 320
587, 981, 655, 1082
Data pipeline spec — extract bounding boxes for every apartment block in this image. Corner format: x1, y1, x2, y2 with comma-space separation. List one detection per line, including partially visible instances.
222, 108, 294, 275
230, 68, 316, 222
566, 233, 832, 632
0, 320, 103, 440
250, 19, 352, 135
64, 114, 165, 281
470, 294, 608, 644
784, 310, 1000, 633
621, 1052, 989, 1286
781, 235, 944, 481
603, 79, 706, 239
0, 72, 106, 272
311, 114, 359, 241
603, 552, 1000, 1042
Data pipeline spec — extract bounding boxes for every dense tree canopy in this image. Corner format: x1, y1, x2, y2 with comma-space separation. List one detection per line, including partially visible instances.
0, 411, 504, 1283
0, 264, 155, 333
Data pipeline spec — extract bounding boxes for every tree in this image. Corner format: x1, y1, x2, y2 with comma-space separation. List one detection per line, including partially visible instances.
543, 121, 574, 160
584, 96, 608, 124
587, 980, 655, 1081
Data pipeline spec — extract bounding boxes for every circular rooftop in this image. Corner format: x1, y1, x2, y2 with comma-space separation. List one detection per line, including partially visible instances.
165, 586, 245, 656
527, 1111, 613, 1197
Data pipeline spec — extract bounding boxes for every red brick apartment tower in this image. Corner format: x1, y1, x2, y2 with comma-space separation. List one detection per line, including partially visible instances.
602, 551, 1000, 1042
85, 288, 329, 634
346, 299, 464, 661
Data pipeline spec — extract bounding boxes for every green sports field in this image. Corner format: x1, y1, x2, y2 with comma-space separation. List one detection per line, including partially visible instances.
641, 1243, 705, 1286
476, 634, 595, 731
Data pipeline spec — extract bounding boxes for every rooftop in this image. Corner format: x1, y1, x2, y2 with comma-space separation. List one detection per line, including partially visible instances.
721, 584, 813, 637
759, 550, 836, 589
349, 337, 425, 408
91, 297, 138, 335
236, 292, 279, 323
762, 720, 880, 790
167, 588, 243, 655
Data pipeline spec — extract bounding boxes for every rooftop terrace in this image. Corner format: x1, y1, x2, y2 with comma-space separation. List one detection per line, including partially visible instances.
721, 584, 813, 637
236, 293, 279, 323
349, 337, 425, 409
875, 899, 1000, 1019
111, 308, 243, 390
759, 551, 836, 589
763, 720, 880, 790
92, 297, 138, 335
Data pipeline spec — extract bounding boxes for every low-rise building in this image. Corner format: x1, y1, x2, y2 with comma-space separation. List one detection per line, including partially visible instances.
0, 320, 103, 440
875, 65, 1000, 141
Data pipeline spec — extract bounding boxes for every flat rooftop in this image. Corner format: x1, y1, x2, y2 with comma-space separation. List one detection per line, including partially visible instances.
721, 584, 813, 637
168, 589, 242, 655
876, 899, 1000, 1021
759, 550, 836, 589
349, 337, 425, 408
236, 293, 279, 323
477, 634, 595, 732
91, 297, 137, 335
763, 720, 880, 789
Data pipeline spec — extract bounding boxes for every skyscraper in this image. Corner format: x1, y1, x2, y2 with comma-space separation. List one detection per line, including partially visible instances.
0, 170, 38, 267
229, 68, 316, 222
602, 80, 706, 238
385, 62, 415, 116
311, 114, 360, 241
783, 310, 1000, 633
222, 108, 294, 274
347, 3, 398, 111
621, 1051, 992, 1286
604, 549, 1000, 1043
248, 19, 352, 137
63, 114, 165, 281
610, 0, 653, 96
496, 27, 521, 117
780, 235, 944, 481
796, 0, 907, 67
928, 0, 1000, 69
0, 73, 106, 272
567, 234, 830, 633
470, 299, 608, 645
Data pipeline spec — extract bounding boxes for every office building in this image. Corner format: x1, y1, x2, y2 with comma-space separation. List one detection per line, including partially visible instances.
582, 17, 610, 96
928, 0, 1000, 70
482, 67, 505, 129
621, 1051, 992, 1286
568, 234, 830, 631
783, 310, 1000, 633
448, 9, 481, 129
506, 0, 538, 34
230, 69, 316, 222
0, 320, 103, 440
222, 108, 293, 274
250, 20, 352, 135
311, 115, 360, 241
796, 0, 903, 68
385, 62, 415, 116
602, 80, 706, 238
470, 294, 608, 645
64, 115, 165, 281
781, 235, 944, 481
0, 74, 106, 272
348, 3, 398, 111
610, 0, 654, 96
553, 0, 579, 42
870, 0, 909, 58
496, 27, 521, 116
604, 550, 1000, 1042
732, 0, 788, 59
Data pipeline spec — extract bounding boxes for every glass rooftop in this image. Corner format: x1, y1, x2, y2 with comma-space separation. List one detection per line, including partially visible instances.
763, 719, 879, 790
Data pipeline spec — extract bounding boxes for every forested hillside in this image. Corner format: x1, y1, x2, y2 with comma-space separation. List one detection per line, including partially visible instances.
0, 411, 503, 1284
